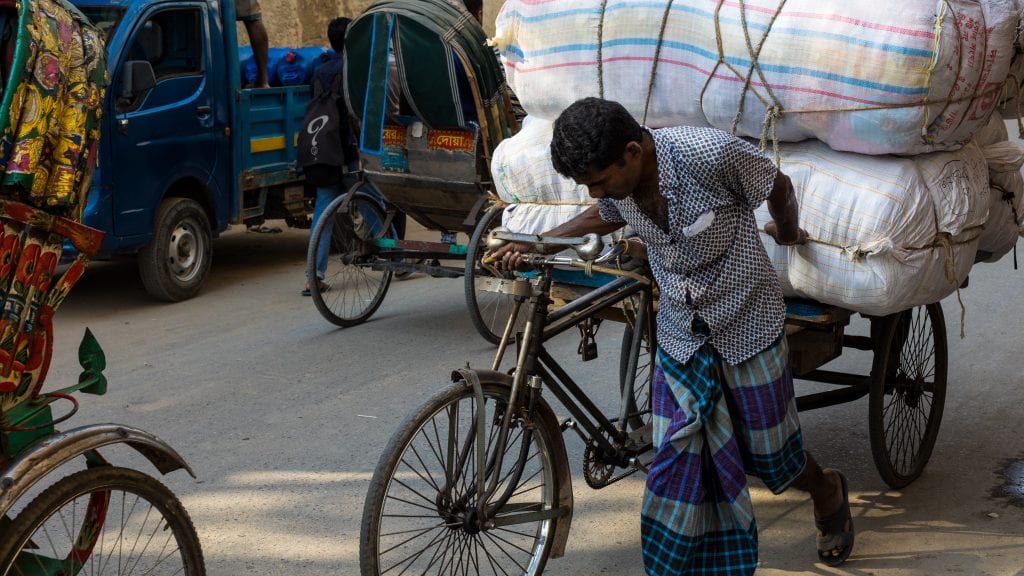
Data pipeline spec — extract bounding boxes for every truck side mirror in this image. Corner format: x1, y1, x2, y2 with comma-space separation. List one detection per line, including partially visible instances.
121, 60, 157, 98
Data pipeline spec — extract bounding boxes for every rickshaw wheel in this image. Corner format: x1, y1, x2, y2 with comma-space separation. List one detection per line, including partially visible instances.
0, 467, 204, 575
867, 303, 948, 489
308, 190, 394, 327
464, 206, 527, 344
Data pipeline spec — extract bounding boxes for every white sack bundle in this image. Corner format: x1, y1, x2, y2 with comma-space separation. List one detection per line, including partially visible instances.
756, 140, 989, 315
969, 116, 1024, 262
491, 118, 621, 251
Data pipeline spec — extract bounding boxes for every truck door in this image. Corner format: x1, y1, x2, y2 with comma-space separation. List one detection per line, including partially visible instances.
110, 4, 230, 238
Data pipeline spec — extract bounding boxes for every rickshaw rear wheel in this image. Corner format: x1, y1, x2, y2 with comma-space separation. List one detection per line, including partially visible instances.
309, 190, 394, 327
464, 206, 526, 344
867, 303, 948, 489
0, 466, 204, 576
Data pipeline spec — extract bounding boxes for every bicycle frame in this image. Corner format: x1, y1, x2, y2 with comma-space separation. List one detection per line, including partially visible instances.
475, 255, 655, 519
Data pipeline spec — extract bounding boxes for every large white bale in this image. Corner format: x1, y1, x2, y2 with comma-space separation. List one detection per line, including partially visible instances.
491, 118, 620, 251
972, 116, 1024, 262
757, 140, 989, 315
492, 116, 591, 204
494, 0, 1021, 155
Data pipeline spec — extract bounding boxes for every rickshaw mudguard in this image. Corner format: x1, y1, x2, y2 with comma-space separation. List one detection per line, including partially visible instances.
0, 423, 194, 518
451, 368, 574, 559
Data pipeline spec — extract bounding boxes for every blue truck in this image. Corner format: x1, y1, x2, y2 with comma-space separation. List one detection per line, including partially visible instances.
71, 0, 312, 301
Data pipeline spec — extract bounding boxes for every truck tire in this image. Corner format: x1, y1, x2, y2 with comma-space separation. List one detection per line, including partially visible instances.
139, 197, 213, 302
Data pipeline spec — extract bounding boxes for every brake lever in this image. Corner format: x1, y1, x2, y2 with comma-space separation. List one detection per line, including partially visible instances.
593, 240, 627, 265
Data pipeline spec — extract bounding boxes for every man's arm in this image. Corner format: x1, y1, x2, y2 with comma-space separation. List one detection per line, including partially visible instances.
763, 171, 808, 245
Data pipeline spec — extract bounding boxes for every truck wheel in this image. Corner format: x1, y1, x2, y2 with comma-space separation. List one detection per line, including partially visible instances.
139, 197, 212, 302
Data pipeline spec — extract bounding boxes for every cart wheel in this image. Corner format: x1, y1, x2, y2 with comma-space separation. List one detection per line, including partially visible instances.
464, 206, 526, 344
867, 303, 948, 489
308, 190, 394, 327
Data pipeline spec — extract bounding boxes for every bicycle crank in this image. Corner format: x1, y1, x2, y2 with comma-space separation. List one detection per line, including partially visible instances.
583, 443, 640, 489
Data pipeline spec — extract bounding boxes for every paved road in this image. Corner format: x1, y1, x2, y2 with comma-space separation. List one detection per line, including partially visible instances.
41, 224, 1024, 575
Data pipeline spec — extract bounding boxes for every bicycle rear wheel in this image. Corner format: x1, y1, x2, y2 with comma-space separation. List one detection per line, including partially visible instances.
465, 206, 525, 344
0, 466, 204, 576
308, 190, 394, 327
361, 381, 561, 576
619, 301, 654, 431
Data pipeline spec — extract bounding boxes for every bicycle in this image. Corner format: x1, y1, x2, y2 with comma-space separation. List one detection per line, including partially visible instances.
359, 230, 655, 575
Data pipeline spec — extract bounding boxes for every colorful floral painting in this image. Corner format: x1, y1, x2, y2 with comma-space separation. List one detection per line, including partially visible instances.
0, 0, 106, 218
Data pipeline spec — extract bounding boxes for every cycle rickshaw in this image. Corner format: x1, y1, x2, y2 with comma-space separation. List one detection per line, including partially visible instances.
306, 0, 526, 343
0, 0, 203, 573
327, 2, 949, 571
358, 228, 948, 574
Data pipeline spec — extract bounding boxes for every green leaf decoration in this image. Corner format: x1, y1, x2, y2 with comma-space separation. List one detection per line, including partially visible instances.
77, 327, 106, 395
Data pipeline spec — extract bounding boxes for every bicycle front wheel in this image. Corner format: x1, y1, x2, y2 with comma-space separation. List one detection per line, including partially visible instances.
0, 466, 204, 576
309, 190, 394, 327
361, 382, 561, 576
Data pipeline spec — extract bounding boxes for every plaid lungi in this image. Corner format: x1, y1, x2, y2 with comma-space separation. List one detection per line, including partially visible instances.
641, 335, 807, 575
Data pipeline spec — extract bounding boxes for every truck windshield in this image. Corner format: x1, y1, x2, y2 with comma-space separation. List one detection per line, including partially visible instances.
79, 7, 124, 43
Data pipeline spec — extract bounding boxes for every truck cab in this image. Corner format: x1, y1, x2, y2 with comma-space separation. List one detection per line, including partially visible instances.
73, 0, 309, 301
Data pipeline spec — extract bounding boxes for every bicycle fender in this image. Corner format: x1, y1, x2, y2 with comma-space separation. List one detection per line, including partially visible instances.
0, 423, 194, 518
451, 368, 575, 559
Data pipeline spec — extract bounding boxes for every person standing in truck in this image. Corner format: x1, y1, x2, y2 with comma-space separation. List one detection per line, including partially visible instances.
237, 0, 270, 88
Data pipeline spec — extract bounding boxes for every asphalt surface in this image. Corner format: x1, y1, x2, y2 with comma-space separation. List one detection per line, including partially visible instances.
36, 221, 1024, 576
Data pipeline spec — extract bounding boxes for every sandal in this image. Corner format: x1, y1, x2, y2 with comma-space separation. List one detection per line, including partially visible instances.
815, 470, 854, 567
301, 280, 331, 297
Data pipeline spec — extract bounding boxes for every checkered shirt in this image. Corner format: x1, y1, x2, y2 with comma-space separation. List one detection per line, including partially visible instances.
598, 126, 785, 365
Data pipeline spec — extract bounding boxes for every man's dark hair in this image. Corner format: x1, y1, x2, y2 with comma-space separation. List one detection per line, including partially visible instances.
463, 0, 483, 19
550, 97, 643, 181
327, 17, 352, 53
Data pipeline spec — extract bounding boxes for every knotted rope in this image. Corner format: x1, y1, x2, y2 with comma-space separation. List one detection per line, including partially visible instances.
642, 0, 676, 126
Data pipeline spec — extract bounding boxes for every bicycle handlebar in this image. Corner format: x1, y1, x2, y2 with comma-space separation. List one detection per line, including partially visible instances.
486, 227, 606, 261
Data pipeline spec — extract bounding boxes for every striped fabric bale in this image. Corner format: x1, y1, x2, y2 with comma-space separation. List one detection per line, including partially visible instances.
492, 116, 590, 204
754, 139, 989, 316
642, 338, 805, 575
492, 0, 1022, 155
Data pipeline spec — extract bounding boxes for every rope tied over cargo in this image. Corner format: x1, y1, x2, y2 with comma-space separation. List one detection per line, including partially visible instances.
641, 0, 676, 126
705, 0, 788, 163
596, 0, 609, 98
